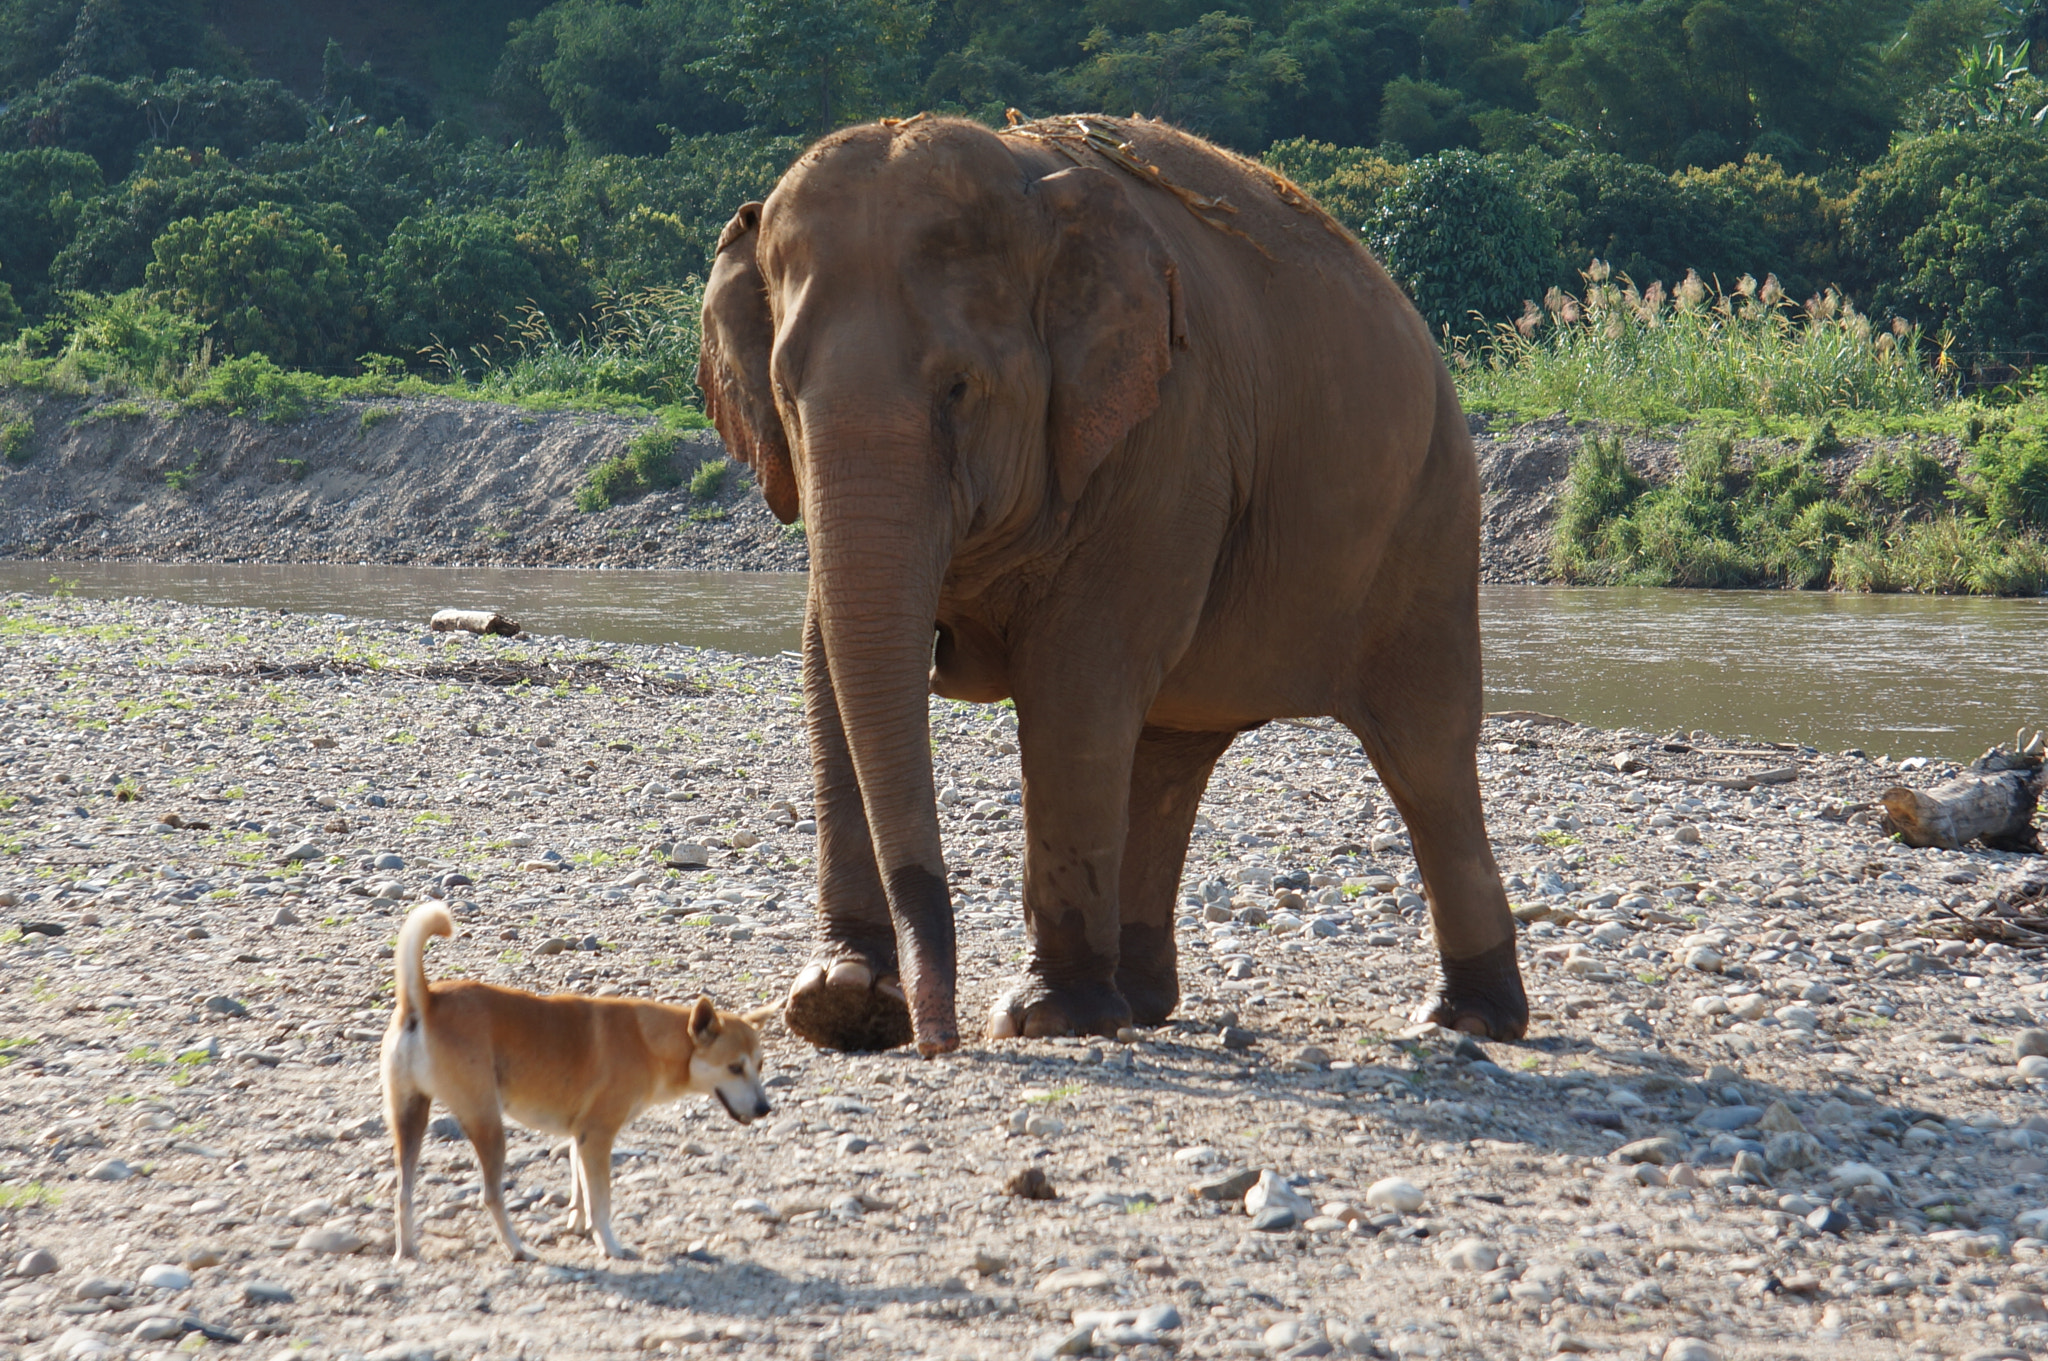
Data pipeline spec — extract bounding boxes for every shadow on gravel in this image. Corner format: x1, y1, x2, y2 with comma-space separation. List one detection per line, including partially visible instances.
957, 1025, 1965, 1239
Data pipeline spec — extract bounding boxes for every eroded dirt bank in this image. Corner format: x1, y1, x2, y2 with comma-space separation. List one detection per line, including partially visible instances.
0, 393, 803, 573
0, 392, 1962, 582
1, 596, 2046, 1361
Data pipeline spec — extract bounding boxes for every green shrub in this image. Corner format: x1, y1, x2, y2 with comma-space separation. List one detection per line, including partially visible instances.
1549, 433, 1646, 577
0, 415, 32, 464
575, 428, 684, 511
1831, 515, 2048, 594
28, 287, 209, 391
1369, 150, 1557, 336
144, 204, 364, 370
1970, 436, 2048, 531
688, 456, 730, 500
1847, 446, 1951, 514
183, 354, 329, 421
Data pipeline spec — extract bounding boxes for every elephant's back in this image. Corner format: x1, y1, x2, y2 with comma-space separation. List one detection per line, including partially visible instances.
1006, 116, 1409, 317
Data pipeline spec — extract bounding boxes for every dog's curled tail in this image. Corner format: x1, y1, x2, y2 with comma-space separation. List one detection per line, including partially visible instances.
394, 903, 455, 1025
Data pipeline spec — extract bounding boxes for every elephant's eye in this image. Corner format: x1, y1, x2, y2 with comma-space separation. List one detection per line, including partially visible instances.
946, 378, 968, 405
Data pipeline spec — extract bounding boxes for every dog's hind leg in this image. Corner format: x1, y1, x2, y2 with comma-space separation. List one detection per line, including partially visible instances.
388, 1090, 431, 1261
465, 1111, 535, 1262
573, 1129, 636, 1260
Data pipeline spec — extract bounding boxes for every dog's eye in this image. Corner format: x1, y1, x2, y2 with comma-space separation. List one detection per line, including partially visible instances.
728, 1062, 745, 1075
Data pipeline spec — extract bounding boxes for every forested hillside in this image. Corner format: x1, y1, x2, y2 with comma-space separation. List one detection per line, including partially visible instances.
0, 0, 2044, 398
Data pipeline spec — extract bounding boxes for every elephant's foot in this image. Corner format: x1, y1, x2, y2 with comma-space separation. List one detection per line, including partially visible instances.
784, 956, 914, 1052
1113, 962, 1178, 1028
988, 979, 1133, 1040
1115, 921, 1178, 1027
1414, 938, 1529, 1040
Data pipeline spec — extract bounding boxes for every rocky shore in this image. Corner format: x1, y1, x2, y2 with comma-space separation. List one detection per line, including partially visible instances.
1, 595, 2046, 1361
0, 391, 1966, 584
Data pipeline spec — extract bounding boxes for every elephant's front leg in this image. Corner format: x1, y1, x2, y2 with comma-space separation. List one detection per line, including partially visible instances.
1116, 727, 1235, 1025
988, 693, 1146, 1041
783, 603, 916, 1052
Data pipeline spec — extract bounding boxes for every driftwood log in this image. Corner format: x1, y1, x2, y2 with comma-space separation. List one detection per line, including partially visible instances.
430, 609, 522, 637
1882, 729, 2046, 853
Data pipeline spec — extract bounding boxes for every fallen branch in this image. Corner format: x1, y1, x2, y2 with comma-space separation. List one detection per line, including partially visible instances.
430, 609, 522, 637
1882, 729, 2045, 853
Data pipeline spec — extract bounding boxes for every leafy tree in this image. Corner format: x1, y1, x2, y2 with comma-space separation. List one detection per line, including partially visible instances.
1530, 150, 1784, 293
1902, 38, 2048, 132
1847, 126, 2048, 302
1369, 148, 1557, 335
1262, 136, 1405, 229
0, 278, 22, 339
144, 203, 366, 369
1675, 155, 1848, 300
1528, 0, 1909, 170
1898, 169, 2048, 354
319, 39, 433, 130
494, 0, 744, 154
370, 210, 594, 357
1268, 0, 1428, 148
529, 130, 801, 285
698, 0, 933, 134
0, 148, 101, 320
0, 70, 309, 178
1066, 12, 1301, 148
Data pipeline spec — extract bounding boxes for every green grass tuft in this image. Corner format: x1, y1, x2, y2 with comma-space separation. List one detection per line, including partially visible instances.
577, 428, 687, 513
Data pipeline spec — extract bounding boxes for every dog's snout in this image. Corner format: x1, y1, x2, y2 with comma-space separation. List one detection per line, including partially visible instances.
754, 1098, 772, 1119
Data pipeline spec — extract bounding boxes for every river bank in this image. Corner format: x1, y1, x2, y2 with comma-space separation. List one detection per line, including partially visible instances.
1, 594, 2046, 1361
0, 390, 1975, 584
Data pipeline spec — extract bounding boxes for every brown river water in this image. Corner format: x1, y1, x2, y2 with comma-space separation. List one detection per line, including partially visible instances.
6, 560, 2042, 761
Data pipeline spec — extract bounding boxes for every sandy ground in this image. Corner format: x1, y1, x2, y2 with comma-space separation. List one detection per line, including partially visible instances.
0, 596, 2045, 1361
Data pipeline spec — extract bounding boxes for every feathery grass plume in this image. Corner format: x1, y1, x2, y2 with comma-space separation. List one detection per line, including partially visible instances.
1451, 262, 1941, 424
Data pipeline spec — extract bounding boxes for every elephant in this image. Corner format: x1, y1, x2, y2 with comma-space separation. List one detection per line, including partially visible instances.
697, 112, 1528, 1056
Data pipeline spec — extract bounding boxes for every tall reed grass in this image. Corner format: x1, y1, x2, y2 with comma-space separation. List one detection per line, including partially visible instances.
461, 282, 706, 412
1451, 262, 1942, 422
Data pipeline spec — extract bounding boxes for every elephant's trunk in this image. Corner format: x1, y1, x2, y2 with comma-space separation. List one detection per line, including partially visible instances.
801, 408, 959, 1054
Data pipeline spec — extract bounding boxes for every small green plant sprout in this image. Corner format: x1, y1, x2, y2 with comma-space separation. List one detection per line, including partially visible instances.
276, 457, 308, 481
164, 454, 204, 492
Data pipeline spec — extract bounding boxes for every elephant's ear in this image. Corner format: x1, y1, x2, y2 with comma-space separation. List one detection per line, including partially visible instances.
1034, 166, 1184, 506
698, 202, 801, 524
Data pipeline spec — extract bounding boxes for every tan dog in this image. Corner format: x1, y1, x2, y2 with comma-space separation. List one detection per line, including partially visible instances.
381, 904, 774, 1261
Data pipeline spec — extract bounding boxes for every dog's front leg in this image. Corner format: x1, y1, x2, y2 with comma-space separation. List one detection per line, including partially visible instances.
574, 1130, 636, 1260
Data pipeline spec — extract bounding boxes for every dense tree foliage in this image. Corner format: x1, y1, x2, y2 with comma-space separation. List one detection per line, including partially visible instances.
0, 0, 2043, 371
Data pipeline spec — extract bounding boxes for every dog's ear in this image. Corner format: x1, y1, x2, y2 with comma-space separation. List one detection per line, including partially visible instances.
688, 995, 720, 1041
743, 1004, 779, 1028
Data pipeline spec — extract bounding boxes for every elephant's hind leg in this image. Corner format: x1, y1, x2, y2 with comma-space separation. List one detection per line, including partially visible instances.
1338, 606, 1527, 1041
785, 603, 915, 1052
1343, 683, 1527, 1040
1116, 726, 1234, 1025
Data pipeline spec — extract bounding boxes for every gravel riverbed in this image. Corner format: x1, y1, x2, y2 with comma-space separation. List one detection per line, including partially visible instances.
1, 595, 2045, 1361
